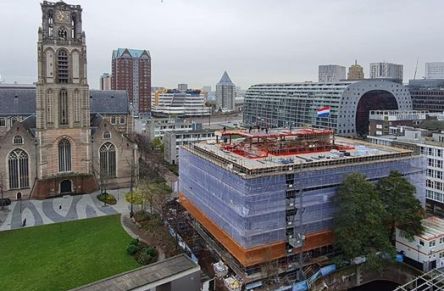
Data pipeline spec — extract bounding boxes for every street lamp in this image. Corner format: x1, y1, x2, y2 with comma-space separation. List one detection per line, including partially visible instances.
129, 146, 135, 218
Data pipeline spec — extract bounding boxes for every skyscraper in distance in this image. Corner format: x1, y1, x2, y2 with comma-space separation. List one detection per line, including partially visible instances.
347, 60, 364, 80
216, 71, 235, 112
425, 62, 444, 79
318, 65, 346, 82
100, 73, 111, 90
370, 62, 403, 83
111, 48, 151, 113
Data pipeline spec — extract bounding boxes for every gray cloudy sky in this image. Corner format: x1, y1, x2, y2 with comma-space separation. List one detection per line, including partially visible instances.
0, 0, 443, 89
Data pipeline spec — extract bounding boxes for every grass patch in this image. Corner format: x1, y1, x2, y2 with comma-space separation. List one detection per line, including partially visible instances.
0, 215, 139, 291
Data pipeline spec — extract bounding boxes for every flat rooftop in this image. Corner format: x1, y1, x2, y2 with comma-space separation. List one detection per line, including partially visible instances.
418, 217, 444, 241
71, 254, 200, 291
185, 128, 414, 177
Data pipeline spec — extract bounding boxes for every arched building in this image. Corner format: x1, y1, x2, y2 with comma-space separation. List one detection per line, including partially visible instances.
243, 79, 412, 136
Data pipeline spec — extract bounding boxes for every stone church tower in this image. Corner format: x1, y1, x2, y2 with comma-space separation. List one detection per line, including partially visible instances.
35, 1, 94, 195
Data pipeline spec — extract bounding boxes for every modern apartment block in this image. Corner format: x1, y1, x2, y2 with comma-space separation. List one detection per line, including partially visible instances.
112, 48, 151, 113
163, 129, 215, 164
347, 61, 364, 80
318, 65, 346, 82
368, 110, 428, 136
243, 80, 412, 136
216, 71, 235, 112
179, 128, 425, 287
368, 125, 444, 216
408, 79, 444, 112
100, 73, 111, 90
370, 62, 403, 83
151, 89, 211, 118
425, 62, 444, 79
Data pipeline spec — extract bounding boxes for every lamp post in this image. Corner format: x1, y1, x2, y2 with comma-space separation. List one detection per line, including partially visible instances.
129, 146, 134, 218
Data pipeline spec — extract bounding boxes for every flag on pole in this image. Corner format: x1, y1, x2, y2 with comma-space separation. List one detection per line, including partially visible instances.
317, 106, 331, 117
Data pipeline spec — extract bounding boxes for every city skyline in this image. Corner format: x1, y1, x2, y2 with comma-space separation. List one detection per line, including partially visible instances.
0, 0, 443, 89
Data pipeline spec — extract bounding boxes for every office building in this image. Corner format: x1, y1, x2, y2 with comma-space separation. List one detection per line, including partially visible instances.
409, 79, 444, 112
370, 62, 403, 83
112, 48, 151, 113
151, 89, 211, 118
145, 118, 203, 141
318, 65, 346, 82
426, 62, 444, 79
179, 128, 425, 287
163, 129, 215, 164
178, 83, 188, 92
243, 80, 412, 136
216, 71, 235, 112
347, 60, 364, 80
368, 110, 428, 136
368, 123, 444, 215
100, 73, 111, 90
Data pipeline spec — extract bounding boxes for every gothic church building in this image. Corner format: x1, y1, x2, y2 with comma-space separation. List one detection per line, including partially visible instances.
0, 1, 138, 199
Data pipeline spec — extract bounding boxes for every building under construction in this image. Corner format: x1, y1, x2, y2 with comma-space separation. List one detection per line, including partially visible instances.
178, 128, 425, 289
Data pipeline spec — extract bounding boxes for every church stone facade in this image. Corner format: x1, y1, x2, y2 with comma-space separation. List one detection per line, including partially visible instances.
0, 1, 138, 200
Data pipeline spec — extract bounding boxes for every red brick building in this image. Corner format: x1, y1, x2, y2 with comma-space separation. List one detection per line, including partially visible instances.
112, 48, 151, 113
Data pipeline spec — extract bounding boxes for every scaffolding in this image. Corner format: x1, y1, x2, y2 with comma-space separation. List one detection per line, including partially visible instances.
394, 268, 444, 290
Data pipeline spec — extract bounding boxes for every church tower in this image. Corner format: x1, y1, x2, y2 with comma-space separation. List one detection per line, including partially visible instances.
35, 1, 92, 195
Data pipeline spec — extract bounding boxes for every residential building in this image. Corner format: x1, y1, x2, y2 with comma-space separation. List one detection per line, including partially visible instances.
216, 71, 235, 112
243, 80, 412, 136
408, 79, 444, 112
318, 65, 346, 82
370, 62, 403, 83
164, 129, 215, 164
151, 89, 211, 118
368, 110, 428, 136
0, 1, 138, 200
100, 73, 111, 90
426, 62, 444, 79
179, 128, 425, 287
396, 217, 444, 271
178, 83, 188, 92
112, 48, 151, 113
368, 124, 444, 215
347, 60, 364, 80
145, 118, 202, 141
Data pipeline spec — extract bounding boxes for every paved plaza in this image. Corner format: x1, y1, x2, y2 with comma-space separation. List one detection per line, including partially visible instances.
0, 188, 136, 231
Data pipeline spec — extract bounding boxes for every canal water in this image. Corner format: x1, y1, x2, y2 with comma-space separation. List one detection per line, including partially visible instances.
349, 280, 400, 291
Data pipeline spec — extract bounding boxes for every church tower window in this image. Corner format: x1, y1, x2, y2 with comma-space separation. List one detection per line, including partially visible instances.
58, 138, 71, 172
100, 142, 116, 178
8, 149, 29, 190
59, 89, 68, 125
57, 49, 69, 83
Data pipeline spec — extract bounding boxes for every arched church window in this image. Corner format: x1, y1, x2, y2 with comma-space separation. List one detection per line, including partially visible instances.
100, 142, 116, 178
59, 89, 68, 125
71, 14, 76, 39
58, 138, 71, 172
57, 49, 69, 83
8, 149, 29, 189
13, 135, 23, 145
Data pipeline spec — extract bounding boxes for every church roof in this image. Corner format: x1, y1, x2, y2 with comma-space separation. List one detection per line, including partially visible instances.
112, 48, 150, 59
0, 87, 130, 116
217, 71, 234, 85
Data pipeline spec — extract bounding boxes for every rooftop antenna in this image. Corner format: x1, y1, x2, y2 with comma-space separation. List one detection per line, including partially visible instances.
413, 57, 419, 80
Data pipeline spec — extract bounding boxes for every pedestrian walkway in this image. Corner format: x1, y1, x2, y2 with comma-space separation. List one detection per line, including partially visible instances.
0, 188, 137, 231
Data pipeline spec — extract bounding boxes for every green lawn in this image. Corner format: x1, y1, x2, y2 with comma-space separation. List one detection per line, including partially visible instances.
0, 215, 140, 291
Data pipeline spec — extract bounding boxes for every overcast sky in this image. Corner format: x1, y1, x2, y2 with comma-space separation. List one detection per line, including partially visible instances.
0, 0, 443, 89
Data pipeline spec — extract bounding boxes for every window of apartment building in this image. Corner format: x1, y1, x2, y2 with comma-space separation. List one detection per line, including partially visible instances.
419, 240, 425, 246
438, 149, 442, 157
438, 160, 443, 168
429, 159, 435, 167
436, 181, 443, 191
430, 240, 436, 247
0, 118, 5, 127
428, 169, 433, 177
437, 171, 443, 179
440, 237, 444, 244
440, 252, 444, 258
427, 179, 433, 188
429, 148, 433, 156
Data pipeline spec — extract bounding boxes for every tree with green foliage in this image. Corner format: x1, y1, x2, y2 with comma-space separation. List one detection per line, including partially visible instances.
151, 137, 164, 153
334, 173, 394, 269
376, 171, 424, 241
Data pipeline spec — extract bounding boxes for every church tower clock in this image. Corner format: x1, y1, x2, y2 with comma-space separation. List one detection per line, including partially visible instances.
35, 1, 92, 195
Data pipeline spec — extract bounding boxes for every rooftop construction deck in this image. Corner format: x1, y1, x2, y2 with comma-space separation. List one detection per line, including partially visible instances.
179, 128, 426, 284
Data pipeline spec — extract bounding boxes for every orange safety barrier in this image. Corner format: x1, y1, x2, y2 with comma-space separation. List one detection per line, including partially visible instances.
179, 192, 335, 267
